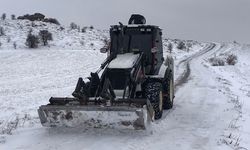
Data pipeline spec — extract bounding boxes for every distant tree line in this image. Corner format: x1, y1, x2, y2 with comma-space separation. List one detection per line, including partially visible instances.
1, 12, 60, 25
17, 13, 60, 25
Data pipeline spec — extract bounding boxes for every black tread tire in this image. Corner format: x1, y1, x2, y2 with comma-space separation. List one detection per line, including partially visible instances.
163, 74, 174, 109
145, 82, 163, 120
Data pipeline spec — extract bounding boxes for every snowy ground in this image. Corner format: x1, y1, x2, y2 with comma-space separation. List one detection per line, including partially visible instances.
204, 43, 250, 149
0, 41, 250, 150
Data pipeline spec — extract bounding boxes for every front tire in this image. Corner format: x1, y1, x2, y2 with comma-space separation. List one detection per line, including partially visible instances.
163, 74, 174, 109
145, 82, 163, 120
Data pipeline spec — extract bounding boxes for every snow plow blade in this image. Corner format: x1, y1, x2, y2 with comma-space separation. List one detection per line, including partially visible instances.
38, 99, 154, 130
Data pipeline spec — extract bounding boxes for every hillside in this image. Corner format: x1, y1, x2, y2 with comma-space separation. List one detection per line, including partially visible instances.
0, 19, 107, 50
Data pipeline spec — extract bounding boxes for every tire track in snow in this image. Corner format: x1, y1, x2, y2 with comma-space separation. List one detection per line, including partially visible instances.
127, 43, 218, 150
174, 43, 216, 90
160, 43, 217, 120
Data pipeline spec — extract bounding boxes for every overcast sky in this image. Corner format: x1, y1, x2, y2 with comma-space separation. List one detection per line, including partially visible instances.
1, 0, 250, 43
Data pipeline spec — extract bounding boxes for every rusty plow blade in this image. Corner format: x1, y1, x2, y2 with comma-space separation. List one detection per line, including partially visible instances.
38, 104, 153, 130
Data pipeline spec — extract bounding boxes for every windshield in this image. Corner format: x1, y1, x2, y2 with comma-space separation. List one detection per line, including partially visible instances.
111, 33, 152, 54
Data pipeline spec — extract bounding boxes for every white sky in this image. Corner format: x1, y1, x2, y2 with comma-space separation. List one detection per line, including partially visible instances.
1, 0, 250, 43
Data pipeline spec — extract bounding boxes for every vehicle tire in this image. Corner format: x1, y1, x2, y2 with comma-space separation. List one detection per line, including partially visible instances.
163, 74, 174, 109
145, 82, 163, 120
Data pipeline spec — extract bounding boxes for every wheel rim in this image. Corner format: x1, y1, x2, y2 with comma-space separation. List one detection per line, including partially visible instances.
159, 91, 163, 111
169, 79, 173, 104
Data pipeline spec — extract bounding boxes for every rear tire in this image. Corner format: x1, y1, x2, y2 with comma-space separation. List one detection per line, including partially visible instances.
145, 82, 163, 120
163, 74, 174, 109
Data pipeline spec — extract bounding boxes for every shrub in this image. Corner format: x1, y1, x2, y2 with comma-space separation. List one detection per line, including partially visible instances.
0, 27, 4, 36
103, 38, 109, 45
7, 37, 11, 43
17, 13, 45, 21
177, 41, 185, 50
26, 33, 39, 48
39, 30, 53, 46
80, 41, 84, 46
13, 42, 17, 49
17, 14, 29, 20
17, 14, 25, 20
209, 57, 225, 66
1, 117, 19, 135
28, 28, 33, 34
59, 27, 64, 31
89, 26, 94, 30
186, 42, 192, 48
209, 53, 238, 66
82, 27, 87, 33
43, 18, 60, 25
33, 13, 45, 21
186, 42, 192, 52
233, 40, 238, 44
226, 54, 237, 65
167, 43, 173, 52
70, 22, 78, 30
1, 13, 6, 20
31, 22, 36, 27
11, 14, 16, 20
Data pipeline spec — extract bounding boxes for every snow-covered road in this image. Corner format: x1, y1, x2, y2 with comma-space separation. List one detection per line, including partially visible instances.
1, 43, 249, 150
164, 43, 232, 149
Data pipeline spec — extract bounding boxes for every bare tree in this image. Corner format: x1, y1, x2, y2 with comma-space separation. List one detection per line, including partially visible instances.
26, 33, 39, 48
39, 30, 53, 46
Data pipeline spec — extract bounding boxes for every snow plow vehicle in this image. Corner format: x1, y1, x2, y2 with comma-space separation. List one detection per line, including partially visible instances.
38, 14, 174, 130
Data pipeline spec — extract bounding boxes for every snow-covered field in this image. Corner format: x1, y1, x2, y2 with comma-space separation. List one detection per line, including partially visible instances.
0, 19, 250, 150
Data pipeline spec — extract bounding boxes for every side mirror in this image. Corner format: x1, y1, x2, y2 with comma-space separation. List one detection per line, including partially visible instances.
100, 47, 108, 53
